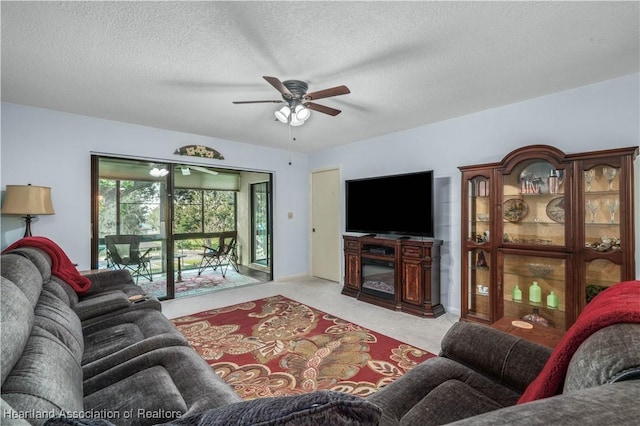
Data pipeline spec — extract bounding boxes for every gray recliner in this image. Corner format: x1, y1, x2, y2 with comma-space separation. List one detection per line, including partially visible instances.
368, 320, 640, 425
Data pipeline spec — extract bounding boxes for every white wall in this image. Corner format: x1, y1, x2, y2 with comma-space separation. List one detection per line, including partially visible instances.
309, 73, 640, 315
0, 104, 310, 280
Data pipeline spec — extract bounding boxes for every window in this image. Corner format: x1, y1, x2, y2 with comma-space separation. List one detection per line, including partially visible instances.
98, 179, 163, 237
173, 189, 236, 235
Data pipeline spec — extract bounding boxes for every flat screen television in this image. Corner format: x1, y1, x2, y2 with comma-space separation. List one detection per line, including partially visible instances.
345, 170, 434, 238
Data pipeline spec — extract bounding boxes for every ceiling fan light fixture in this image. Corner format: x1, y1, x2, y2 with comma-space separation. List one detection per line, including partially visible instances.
294, 104, 311, 122
289, 114, 305, 126
274, 106, 290, 123
149, 167, 169, 177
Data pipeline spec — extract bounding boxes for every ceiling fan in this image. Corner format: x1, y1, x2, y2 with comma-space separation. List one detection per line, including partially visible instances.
233, 76, 350, 125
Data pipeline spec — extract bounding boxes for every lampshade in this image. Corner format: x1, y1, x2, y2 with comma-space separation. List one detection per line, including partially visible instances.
2, 184, 55, 237
289, 115, 304, 126
2, 185, 55, 215
294, 104, 310, 122
274, 106, 290, 123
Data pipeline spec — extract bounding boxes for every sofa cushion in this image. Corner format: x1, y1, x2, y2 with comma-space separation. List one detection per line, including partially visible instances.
1, 253, 44, 308
398, 379, 503, 426
0, 277, 34, 385
367, 356, 521, 425
8, 247, 53, 283
82, 269, 140, 297
81, 309, 188, 377
47, 278, 76, 306
440, 322, 552, 392
75, 270, 162, 324
167, 390, 382, 426
74, 291, 134, 321
34, 288, 84, 362
564, 323, 640, 393
2, 325, 84, 423
448, 381, 640, 426
83, 346, 242, 425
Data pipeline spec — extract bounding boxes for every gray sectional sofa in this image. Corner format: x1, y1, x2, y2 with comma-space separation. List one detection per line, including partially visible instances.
2, 244, 639, 425
1, 246, 242, 425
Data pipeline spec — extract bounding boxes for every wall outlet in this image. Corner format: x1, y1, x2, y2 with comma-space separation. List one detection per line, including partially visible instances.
288, 212, 293, 219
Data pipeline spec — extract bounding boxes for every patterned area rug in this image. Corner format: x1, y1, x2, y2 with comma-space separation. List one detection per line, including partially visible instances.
140, 269, 262, 299
172, 295, 435, 399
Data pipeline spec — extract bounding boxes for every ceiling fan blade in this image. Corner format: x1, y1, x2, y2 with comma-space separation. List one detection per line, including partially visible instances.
263, 76, 293, 99
304, 85, 350, 101
305, 102, 341, 116
232, 100, 284, 104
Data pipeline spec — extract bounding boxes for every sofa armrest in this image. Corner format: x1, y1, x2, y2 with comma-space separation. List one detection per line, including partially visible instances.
74, 291, 132, 321
441, 321, 552, 392
448, 381, 640, 425
83, 270, 135, 295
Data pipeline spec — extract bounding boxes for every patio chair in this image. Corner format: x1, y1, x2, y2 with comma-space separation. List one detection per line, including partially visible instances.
197, 231, 239, 278
105, 235, 154, 283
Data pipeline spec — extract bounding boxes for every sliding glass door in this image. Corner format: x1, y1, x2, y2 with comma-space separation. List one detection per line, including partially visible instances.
172, 165, 239, 287
91, 155, 273, 300
92, 156, 172, 298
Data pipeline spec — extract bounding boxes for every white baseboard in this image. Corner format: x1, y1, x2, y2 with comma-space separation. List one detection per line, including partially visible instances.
274, 273, 312, 283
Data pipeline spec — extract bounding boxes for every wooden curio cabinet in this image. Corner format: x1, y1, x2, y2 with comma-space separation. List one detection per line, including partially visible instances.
460, 145, 638, 331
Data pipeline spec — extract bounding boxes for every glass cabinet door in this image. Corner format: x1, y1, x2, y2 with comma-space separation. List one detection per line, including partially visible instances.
466, 248, 491, 320
582, 163, 624, 307
585, 259, 621, 303
463, 174, 493, 322
502, 160, 566, 246
583, 165, 621, 253
502, 253, 567, 331
467, 176, 491, 243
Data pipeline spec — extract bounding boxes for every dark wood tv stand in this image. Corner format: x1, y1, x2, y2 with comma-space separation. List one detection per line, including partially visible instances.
343, 234, 444, 317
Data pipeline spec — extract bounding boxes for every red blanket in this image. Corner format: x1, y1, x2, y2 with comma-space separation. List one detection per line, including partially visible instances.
518, 280, 640, 403
2, 236, 91, 294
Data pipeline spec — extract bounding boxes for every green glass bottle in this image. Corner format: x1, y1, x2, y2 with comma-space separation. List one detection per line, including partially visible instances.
512, 285, 522, 301
547, 291, 559, 309
529, 281, 542, 303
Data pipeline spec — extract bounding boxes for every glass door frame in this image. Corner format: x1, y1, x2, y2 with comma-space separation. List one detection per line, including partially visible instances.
250, 181, 272, 268
91, 155, 175, 298
91, 155, 275, 299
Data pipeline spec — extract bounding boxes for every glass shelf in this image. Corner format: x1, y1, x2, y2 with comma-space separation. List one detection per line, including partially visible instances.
502, 253, 566, 330
502, 160, 566, 247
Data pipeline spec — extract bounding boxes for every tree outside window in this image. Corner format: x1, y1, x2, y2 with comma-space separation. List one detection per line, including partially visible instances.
98, 180, 162, 237
173, 189, 236, 250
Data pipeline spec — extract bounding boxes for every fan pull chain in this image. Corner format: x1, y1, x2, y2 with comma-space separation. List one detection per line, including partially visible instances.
287, 124, 293, 165
288, 124, 295, 165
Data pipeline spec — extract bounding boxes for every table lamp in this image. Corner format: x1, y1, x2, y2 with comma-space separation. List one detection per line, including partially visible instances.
1, 184, 55, 237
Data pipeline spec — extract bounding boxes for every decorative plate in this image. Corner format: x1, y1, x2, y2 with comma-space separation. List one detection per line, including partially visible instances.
174, 144, 224, 160
511, 320, 534, 329
518, 162, 563, 194
546, 197, 565, 223
503, 199, 528, 222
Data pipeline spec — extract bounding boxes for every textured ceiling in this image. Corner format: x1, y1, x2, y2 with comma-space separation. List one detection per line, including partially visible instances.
2, 1, 639, 153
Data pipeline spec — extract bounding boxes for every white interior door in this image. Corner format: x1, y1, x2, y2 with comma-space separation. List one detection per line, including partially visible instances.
311, 168, 341, 282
